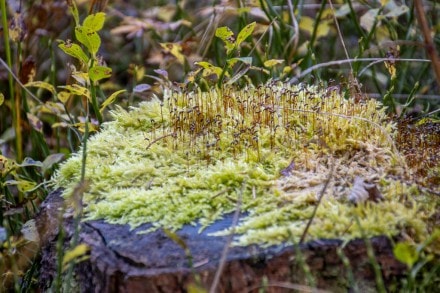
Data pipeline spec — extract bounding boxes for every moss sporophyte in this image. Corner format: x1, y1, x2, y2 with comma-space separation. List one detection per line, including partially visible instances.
53, 82, 435, 247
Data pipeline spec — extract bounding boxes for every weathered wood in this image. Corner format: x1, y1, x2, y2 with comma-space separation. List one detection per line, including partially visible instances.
37, 190, 407, 292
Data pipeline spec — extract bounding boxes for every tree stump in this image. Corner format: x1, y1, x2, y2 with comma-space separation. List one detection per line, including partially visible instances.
36, 190, 407, 292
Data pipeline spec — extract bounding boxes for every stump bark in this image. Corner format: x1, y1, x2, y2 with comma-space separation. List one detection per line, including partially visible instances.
36, 190, 407, 292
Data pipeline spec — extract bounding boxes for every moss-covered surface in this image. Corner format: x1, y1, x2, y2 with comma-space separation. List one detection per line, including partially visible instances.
53, 82, 437, 247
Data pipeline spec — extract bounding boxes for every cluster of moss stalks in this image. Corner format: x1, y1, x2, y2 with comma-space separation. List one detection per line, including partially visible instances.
53, 82, 437, 247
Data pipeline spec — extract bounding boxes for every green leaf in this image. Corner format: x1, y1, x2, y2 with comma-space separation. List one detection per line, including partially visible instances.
0, 93, 4, 106
393, 242, 419, 268
227, 57, 252, 67
58, 41, 89, 64
25, 81, 56, 96
75, 26, 101, 56
215, 26, 235, 54
235, 22, 256, 47
83, 12, 106, 32
67, 0, 80, 25
89, 66, 112, 82
99, 89, 126, 113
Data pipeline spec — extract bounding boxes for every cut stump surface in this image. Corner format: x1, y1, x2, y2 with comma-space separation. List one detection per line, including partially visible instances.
37, 190, 407, 292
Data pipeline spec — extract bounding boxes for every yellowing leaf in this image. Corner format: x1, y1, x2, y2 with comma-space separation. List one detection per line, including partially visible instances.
59, 84, 91, 100
299, 17, 314, 35
160, 43, 185, 64
58, 41, 89, 64
83, 12, 106, 32
227, 57, 252, 67
73, 122, 99, 133
26, 113, 43, 133
71, 71, 90, 86
99, 89, 126, 113
393, 242, 418, 268
215, 26, 235, 54
75, 26, 101, 56
62, 243, 90, 269
0, 155, 18, 177
89, 66, 112, 82
264, 59, 284, 68
185, 68, 202, 83
0, 93, 4, 106
195, 62, 223, 78
25, 81, 56, 96
4, 179, 37, 193
236, 22, 256, 47
282, 66, 292, 74
58, 91, 72, 104
384, 60, 396, 79
51, 122, 70, 128
299, 17, 331, 39
38, 101, 64, 115
187, 283, 208, 293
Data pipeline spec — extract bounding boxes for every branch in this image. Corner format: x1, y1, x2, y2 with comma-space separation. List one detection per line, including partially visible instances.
414, 0, 440, 90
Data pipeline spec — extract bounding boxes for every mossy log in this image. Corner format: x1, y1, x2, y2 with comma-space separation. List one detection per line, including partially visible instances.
37, 190, 407, 292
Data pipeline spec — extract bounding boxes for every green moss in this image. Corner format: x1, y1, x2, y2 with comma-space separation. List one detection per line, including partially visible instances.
53, 82, 436, 247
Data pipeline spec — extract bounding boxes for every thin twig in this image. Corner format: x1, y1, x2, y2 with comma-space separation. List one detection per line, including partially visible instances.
0, 57, 43, 104
328, 0, 352, 74
145, 132, 176, 150
299, 157, 334, 244
290, 58, 431, 81
209, 182, 244, 293
246, 281, 331, 293
414, 0, 440, 90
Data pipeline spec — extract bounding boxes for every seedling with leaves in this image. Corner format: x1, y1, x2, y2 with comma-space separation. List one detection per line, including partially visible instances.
193, 22, 257, 86
26, 2, 125, 131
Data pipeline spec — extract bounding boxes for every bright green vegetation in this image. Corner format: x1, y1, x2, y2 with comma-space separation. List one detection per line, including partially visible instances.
54, 82, 434, 246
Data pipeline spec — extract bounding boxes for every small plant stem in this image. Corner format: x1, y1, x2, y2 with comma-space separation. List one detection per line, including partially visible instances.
299, 157, 334, 244
90, 82, 103, 124
414, 0, 440, 90
209, 182, 244, 293
64, 117, 89, 292
1, 0, 22, 161
353, 216, 386, 293
308, 1, 326, 54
